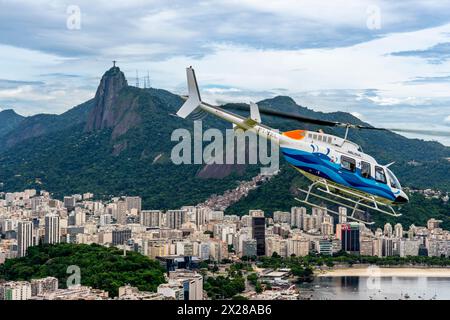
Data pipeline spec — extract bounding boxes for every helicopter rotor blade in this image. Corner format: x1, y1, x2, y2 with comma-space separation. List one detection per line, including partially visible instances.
221, 104, 450, 137
384, 128, 450, 137
223, 104, 346, 127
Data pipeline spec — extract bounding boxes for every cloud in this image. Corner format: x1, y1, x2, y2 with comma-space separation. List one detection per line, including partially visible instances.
1, 1, 450, 145
390, 42, 450, 64
0, 79, 45, 89
1, 0, 450, 61
350, 112, 365, 121
445, 115, 450, 124
404, 75, 450, 83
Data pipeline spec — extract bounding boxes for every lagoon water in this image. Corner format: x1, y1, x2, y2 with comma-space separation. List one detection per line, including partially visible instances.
298, 276, 450, 300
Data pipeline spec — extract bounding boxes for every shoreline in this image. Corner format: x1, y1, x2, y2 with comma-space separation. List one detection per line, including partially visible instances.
316, 267, 450, 278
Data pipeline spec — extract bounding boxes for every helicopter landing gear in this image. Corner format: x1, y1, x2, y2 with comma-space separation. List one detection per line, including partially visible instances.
295, 178, 401, 225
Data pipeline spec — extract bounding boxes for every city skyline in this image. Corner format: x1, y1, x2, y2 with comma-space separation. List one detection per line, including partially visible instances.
1, 187, 449, 300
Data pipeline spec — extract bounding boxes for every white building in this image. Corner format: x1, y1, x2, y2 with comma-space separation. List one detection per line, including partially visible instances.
17, 220, 33, 257
1, 281, 32, 300
399, 239, 420, 257
44, 214, 60, 244
140, 210, 163, 227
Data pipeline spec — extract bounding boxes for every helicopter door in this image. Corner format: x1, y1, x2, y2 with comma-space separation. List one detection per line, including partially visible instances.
375, 166, 387, 184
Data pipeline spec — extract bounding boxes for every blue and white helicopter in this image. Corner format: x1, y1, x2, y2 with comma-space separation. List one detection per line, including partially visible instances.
176, 67, 445, 224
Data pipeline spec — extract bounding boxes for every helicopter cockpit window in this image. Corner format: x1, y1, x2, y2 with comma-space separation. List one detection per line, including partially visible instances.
386, 168, 401, 189
341, 156, 356, 172
375, 166, 386, 184
360, 161, 371, 179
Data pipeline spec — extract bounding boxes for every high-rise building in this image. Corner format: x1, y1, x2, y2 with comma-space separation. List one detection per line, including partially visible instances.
338, 207, 347, 224
341, 222, 360, 254
112, 228, 132, 246
194, 207, 207, 227
99, 213, 112, 226
31, 197, 42, 211
331, 239, 342, 254
176, 241, 194, 256
166, 210, 187, 229
287, 236, 309, 257
427, 239, 449, 257
198, 242, 210, 260
116, 201, 127, 225
249, 210, 264, 218
44, 214, 60, 244
140, 210, 163, 227
1, 281, 31, 300
290, 207, 305, 229
75, 210, 86, 226
427, 218, 442, 231
31, 277, 58, 296
321, 221, 334, 236
394, 223, 403, 238
302, 214, 313, 232
265, 236, 288, 257
382, 237, 394, 256
125, 196, 142, 213
317, 239, 333, 255
17, 221, 33, 257
252, 217, 265, 256
208, 211, 224, 221
273, 211, 290, 224
399, 239, 420, 257
209, 239, 228, 262
168, 271, 203, 301
63, 196, 76, 210
384, 223, 393, 237
372, 238, 383, 257
360, 239, 373, 256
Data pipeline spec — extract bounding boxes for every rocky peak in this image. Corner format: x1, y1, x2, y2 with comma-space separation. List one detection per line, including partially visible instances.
85, 66, 128, 132
260, 95, 297, 107
0, 108, 21, 116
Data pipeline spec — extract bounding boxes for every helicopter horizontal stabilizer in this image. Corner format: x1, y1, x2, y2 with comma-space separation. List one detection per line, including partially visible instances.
232, 102, 261, 131
177, 67, 202, 118
232, 117, 259, 132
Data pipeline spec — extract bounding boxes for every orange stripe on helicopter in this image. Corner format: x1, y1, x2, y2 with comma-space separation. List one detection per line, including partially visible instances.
282, 130, 306, 140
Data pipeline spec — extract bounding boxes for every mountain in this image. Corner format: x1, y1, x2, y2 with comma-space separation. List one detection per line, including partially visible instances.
85, 66, 130, 133
0, 67, 252, 209
0, 109, 25, 137
0, 99, 94, 151
0, 66, 448, 228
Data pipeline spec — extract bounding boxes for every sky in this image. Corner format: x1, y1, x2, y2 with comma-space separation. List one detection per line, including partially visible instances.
1, 0, 450, 145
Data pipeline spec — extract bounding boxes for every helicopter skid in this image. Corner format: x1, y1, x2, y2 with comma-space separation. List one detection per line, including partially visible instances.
296, 178, 401, 225
316, 185, 402, 218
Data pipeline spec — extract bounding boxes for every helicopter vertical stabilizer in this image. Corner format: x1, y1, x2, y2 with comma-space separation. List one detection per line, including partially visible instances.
250, 102, 261, 123
177, 67, 202, 118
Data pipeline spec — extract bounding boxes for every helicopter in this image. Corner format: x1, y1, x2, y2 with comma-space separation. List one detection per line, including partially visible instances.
176, 67, 446, 225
